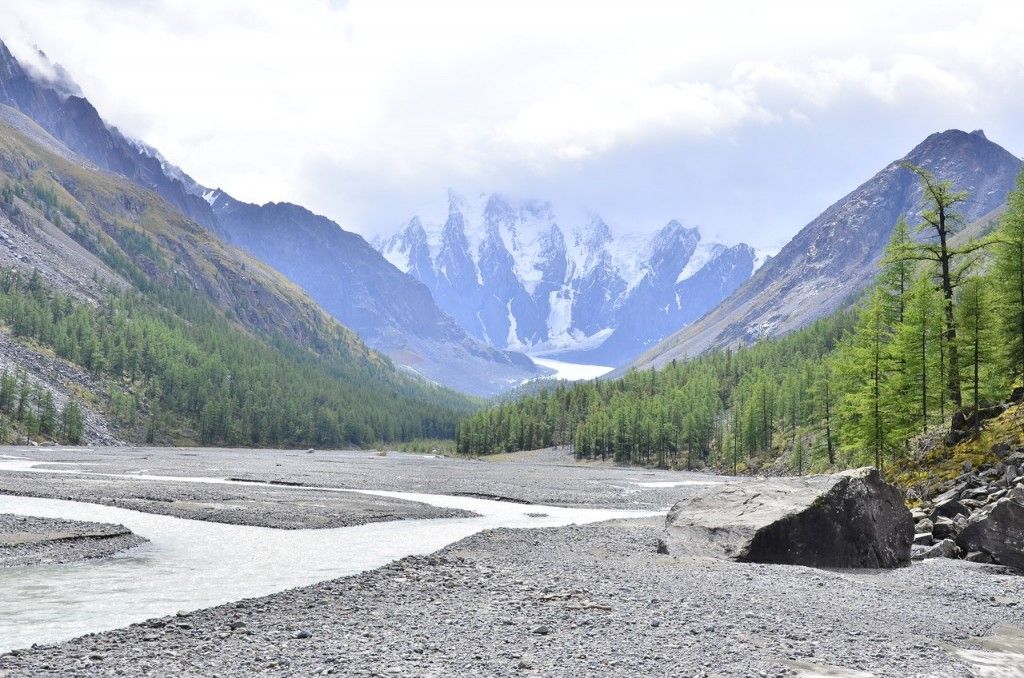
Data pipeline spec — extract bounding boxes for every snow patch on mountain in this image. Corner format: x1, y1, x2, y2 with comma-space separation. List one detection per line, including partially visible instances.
376, 192, 758, 365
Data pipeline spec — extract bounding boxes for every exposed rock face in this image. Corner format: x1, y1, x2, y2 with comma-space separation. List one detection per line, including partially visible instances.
631, 129, 1024, 372
206, 191, 540, 396
376, 193, 762, 366
956, 499, 1024, 571
660, 468, 913, 568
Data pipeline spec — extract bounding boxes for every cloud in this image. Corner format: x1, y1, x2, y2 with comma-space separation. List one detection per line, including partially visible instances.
3, 0, 1024, 249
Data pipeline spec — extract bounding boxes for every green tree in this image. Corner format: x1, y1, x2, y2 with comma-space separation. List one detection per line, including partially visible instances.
956, 276, 1003, 427
897, 164, 988, 407
993, 170, 1024, 382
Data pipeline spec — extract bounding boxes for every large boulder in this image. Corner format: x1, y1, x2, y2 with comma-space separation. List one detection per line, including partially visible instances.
659, 468, 913, 568
955, 498, 1024, 571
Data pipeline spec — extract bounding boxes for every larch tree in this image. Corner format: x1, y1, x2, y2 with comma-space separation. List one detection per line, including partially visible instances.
897, 164, 988, 408
993, 170, 1024, 382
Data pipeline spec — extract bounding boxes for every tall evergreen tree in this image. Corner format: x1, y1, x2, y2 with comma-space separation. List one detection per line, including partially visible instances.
993, 170, 1024, 382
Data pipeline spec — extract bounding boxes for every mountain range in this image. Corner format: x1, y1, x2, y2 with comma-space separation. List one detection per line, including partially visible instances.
376, 193, 766, 366
629, 128, 1024, 371
0, 40, 541, 396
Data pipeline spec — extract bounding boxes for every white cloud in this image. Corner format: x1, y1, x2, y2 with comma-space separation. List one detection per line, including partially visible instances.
3, 0, 1024, 248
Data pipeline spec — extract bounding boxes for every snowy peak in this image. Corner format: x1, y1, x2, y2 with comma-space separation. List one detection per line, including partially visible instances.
376, 193, 758, 365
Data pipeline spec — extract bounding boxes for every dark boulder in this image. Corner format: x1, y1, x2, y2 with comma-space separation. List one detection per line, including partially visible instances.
930, 498, 970, 522
956, 498, 1024, 571
659, 468, 913, 568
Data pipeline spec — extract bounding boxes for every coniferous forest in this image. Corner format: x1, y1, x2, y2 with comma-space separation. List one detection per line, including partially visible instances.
457, 168, 1024, 473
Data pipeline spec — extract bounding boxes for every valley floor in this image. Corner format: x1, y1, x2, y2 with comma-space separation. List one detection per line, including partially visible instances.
0, 447, 1021, 676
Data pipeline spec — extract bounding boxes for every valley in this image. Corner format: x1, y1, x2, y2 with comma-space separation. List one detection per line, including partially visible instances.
0, 8, 1023, 678
0, 447, 1021, 677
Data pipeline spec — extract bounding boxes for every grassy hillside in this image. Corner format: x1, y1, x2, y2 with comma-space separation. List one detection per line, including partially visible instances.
0, 113, 478, 447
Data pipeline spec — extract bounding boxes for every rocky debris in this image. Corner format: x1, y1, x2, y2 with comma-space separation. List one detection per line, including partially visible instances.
946, 404, 1009, 445
660, 468, 913, 568
0, 328, 122, 445
0, 513, 146, 567
1, 518, 1021, 676
910, 461, 1024, 571
956, 499, 1024, 571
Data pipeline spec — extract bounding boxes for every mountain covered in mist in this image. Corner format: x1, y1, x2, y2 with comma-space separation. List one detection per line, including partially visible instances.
0, 39, 542, 396
376, 193, 767, 366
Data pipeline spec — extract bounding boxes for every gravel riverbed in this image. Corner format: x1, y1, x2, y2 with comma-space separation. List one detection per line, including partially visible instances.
1, 518, 1021, 676
0, 513, 145, 568
0, 446, 1021, 676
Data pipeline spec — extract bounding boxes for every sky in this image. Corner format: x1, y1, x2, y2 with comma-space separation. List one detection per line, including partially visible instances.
4, 0, 1024, 250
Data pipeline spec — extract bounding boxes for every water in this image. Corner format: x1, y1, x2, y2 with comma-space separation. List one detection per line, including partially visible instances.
0, 463, 656, 652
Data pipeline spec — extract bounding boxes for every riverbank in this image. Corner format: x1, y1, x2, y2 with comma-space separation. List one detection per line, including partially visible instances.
2, 517, 1021, 676
0, 446, 721, 513
0, 514, 145, 568
0, 446, 1021, 676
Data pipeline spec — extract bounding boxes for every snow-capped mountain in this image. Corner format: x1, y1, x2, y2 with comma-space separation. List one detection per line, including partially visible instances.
376, 192, 766, 366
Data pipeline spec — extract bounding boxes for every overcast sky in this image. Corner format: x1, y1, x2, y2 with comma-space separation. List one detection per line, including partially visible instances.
5, 0, 1024, 249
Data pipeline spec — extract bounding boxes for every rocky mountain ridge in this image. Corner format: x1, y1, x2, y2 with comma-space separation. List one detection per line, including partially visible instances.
376, 192, 767, 366
0, 39, 540, 396
629, 128, 1024, 371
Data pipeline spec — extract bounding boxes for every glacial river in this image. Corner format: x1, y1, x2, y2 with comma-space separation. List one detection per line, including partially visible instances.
0, 462, 657, 652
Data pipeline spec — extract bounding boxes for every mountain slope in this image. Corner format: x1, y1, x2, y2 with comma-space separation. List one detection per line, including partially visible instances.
0, 104, 475, 446
0, 39, 538, 396
629, 129, 1024, 371
204, 190, 539, 395
377, 193, 762, 366
0, 41, 219, 233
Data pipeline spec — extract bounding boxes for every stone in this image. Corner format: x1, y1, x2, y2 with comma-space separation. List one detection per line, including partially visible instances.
1006, 466, 1018, 485
659, 468, 913, 568
956, 498, 1024, 571
1009, 485, 1024, 503
965, 551, 993, 564
932, 516, 958, 541
930, 498, 969, 522
531, 625, 551, 635
915, 518, 934, 534
918, 539, 958, 560
962, 460, 973, 474
293, 629, 313, 639
913, 533, 934, 546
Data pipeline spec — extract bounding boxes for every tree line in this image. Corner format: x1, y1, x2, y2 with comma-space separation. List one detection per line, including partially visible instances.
0, 268, 475, 447
458, 168, 1024, 474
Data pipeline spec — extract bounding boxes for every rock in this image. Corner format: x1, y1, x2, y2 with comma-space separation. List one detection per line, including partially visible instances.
660, 468, 913, 568
956, 498, 1024, 571
293, 629, 313, 639
965, 551, 993, 564
918, 539, 958, 560
1008, 485, 1024, 503
1005, 466, 1018, 485
930, 498, 969, 522
962, 460, 973, 474
915, 518, 934, 534
913, 533, 934, 546
531, 625, 551, 635
229, 621, 246, 630
932, 516, 958, 541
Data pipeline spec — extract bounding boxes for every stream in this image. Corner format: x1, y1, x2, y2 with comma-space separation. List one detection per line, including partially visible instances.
0, 460, 657, 652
